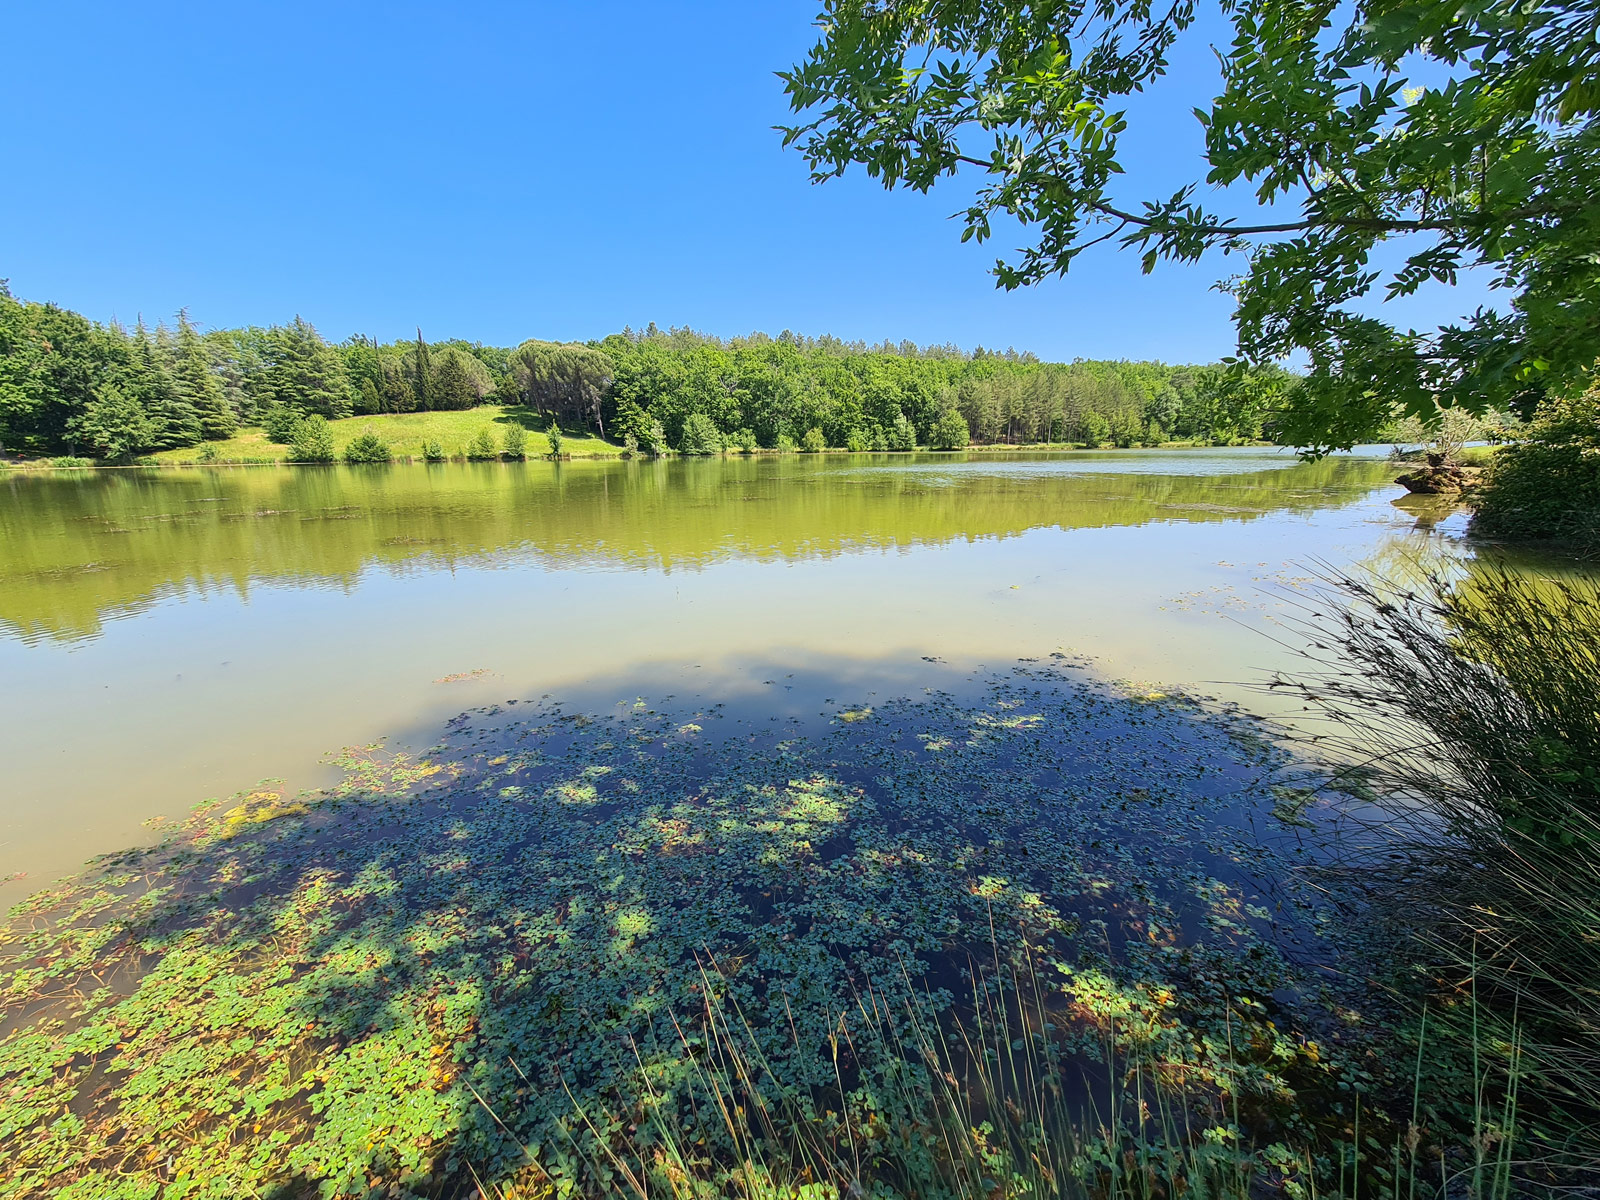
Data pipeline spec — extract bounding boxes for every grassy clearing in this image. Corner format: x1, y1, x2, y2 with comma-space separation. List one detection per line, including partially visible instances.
148, 406, 624, 464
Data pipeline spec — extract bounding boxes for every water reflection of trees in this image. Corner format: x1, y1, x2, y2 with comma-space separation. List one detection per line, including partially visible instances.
1, 456, 1392, 642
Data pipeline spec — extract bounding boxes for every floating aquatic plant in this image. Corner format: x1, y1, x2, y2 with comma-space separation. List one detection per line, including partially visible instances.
0, 664, 1373, 1198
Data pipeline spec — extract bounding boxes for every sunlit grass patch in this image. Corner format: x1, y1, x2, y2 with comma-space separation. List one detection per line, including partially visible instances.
148, 406, 624, 465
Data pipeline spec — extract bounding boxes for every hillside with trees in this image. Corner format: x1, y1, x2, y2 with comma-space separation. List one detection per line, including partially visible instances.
1, 284, 1298, 462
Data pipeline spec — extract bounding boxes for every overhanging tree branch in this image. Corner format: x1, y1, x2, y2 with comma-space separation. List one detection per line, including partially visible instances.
950, 155, 1567, 237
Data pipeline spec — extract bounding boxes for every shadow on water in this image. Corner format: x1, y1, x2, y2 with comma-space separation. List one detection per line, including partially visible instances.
0, 654, 1374, 1197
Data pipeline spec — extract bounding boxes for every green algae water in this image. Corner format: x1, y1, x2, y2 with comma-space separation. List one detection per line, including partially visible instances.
1, 448, 1428, 894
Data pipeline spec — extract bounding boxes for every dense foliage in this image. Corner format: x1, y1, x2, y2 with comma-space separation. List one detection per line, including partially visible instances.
0, 285, 1294, 461
600, 325, 1293, 452
1474, 379, 1600, 554
782, 0, 1600, 452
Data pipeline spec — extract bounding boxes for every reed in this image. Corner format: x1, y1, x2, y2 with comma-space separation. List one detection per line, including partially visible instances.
1270, 563, 1600, 1181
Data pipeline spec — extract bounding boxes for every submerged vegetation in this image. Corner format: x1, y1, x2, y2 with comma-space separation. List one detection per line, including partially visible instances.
6, 561, 1599, 1196
1, 663, 1384, 1198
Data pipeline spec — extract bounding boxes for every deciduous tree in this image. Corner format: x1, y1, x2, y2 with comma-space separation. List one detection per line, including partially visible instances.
782, 0, 1600, 451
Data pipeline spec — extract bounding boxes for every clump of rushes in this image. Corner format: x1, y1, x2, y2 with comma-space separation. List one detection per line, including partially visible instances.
568, 946, 1527, 1200
1274, 564, 1600, 1180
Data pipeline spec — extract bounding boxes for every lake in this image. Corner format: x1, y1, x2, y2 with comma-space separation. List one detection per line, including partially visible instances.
0, 447, 1442, 894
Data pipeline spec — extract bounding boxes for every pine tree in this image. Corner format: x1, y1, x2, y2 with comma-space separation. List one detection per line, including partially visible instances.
130, 318, 201, 449
261, 317, 351, 419
71, 382, 158, 461
429, 348, 477, 411
413, 329, 432, 411
173, 310, 236, 440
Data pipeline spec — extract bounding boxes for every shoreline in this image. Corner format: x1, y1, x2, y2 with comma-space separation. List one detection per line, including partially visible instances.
1, 439, 1315, 472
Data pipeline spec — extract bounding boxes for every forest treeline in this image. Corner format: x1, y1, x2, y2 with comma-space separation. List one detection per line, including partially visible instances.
0, 283, 1295, 460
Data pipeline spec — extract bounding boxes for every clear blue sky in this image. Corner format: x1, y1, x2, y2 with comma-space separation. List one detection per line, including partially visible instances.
1, 2, 1485, 363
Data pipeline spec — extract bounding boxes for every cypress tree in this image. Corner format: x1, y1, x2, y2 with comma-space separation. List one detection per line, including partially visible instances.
356, 376, 382, 415
413, 329, 431, 411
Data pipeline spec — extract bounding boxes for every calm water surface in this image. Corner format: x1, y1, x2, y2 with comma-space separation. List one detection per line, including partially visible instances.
0, 448, 1451, 892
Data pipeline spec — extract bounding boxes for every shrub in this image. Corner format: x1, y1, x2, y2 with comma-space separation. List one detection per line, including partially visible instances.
74, 382, 156, 461
622, 433, 639, 458
502, 424, 527, 460
845, 426, 872, 452
1079, 411, 1111, 447
466, 429, 500, 461
421, 440, 446, 462
1473, 380, 1600, 554
286, 416, 336, 463
48, 455, 95, 468
263, 403, 301, 445
639, 418, 668, 456
197, 443, 220, 464
545, 422, 564, 460
1111, 411, 1141, 448
800, 427, 826, 453
889, 413, 917, 451
678, 412, 722, 456
929, 409, 969, 450
775, 433, 798, 453
730, 427, 757, 454
342, 429, 392, 464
